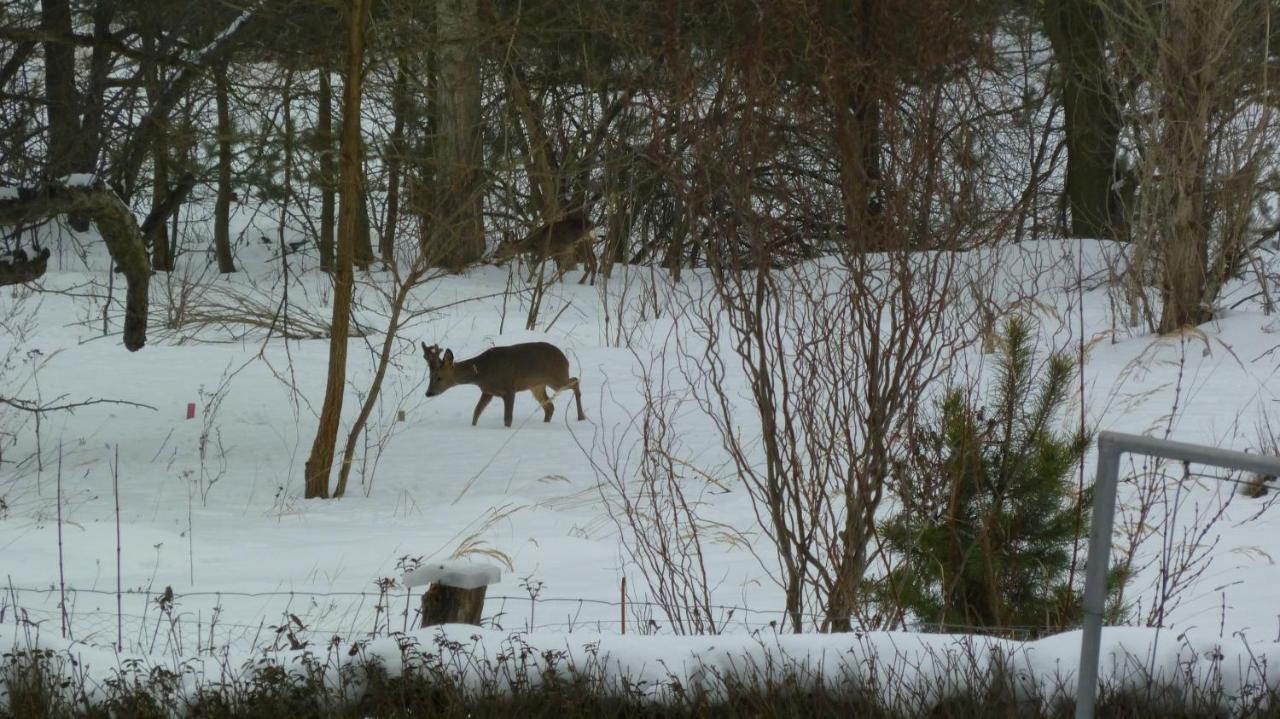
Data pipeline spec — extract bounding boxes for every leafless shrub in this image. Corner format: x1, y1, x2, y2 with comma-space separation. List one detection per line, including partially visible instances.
1105, 0, 1276, 333
155, 267, 333, 343
1108, 337, 1274, 628
635, 6, 1006, 631
1243, 411, 1280, 499
680, 251, 971, 633
584, 343, 740, 635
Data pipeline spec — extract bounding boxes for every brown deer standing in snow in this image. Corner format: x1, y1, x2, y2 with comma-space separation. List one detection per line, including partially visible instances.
422, 342, 586, 427
493, 212, 599, 285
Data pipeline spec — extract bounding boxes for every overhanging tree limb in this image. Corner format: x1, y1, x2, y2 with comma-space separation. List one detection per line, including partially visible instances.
139, 171, 196, 248
0, 27, 188, 70
0, 179, 151, 351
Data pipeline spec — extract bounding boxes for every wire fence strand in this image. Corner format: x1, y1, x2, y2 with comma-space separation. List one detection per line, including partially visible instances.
2, 582, 1095, 656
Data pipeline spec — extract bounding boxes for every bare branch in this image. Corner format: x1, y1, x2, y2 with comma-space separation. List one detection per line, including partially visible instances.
0, 395, 157, 414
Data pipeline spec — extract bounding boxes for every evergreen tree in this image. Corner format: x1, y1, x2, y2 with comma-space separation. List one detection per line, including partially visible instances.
883, 317, 1091, 634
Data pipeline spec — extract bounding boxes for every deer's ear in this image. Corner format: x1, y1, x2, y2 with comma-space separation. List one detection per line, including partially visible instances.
443, 349, 454, 365
421, 341, 430, 359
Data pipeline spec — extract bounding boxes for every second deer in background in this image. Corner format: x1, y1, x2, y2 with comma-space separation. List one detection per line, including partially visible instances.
493, 211, 599, 285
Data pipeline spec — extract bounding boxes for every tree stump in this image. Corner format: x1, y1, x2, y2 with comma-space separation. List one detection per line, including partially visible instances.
421, 583, 488, 626
402, 560, 502, 628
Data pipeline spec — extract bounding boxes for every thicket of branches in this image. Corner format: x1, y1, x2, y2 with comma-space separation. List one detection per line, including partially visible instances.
2, 0, 1272, 316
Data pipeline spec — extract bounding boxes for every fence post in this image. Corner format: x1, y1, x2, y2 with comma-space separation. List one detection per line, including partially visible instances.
1076, 434, 1122, 719
1074, 431, 1280, 719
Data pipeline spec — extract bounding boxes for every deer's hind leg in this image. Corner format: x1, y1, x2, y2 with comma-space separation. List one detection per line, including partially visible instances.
551, 250, 575, 284
530, 385, 554, 422
562, 377, 585, 421
577, 243, 598, 285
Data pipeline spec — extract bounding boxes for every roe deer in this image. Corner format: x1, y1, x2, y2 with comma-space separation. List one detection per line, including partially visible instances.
493, 213, 599, 285
422, 341, 586, 427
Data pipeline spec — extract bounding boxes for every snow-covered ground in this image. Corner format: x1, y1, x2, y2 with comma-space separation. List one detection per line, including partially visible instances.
2, 217, 1280, 707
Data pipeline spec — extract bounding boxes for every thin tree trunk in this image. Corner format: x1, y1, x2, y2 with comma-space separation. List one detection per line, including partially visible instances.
431, 0, 485, 270
40, 0, 76, 175
142, 16, 174, 271
334, 264, 425, 498
381, 62, 408, 267
148, 117, 173, 272
829, 79, 883, 249
1156, 55, 1211, 332
41, 0, 89, 232
336, 64, 375, 270
318, 69, 337, 271
355, 141, 375, 268
279, 67, 296, 337
214, 63, 237, 273
0, 41, 36, 88
305, 0, 366, 499
77, 0, 115, 177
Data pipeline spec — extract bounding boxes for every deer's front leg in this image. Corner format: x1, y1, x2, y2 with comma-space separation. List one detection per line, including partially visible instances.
502, 391, 516, 427
472, 393, 494, 426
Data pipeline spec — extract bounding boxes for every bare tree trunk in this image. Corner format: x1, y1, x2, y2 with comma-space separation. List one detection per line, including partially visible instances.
40, 0, 89, 232
355, 143, 375, 268
1157, 106, 1211, 332
335, 62, 376, 270
318, 68, 336, 271
40, 0, 76, 174
431, 0, 485, 270
213, 63, 237, 273
305, 0, 366, 499
77, 0, 115, 177
381, 62, 408, 267
828, 77, 883, 249
150, 152, 173, 272
1043, 0, 1124, 240
141, 14, 174, 271
0, 41, 36, 89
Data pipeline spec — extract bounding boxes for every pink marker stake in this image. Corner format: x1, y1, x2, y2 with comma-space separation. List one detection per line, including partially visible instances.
186, 402, 196, 420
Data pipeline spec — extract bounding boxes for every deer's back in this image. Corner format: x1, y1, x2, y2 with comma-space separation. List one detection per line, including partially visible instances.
470, 342, 571, 392
527, 215, 591, 251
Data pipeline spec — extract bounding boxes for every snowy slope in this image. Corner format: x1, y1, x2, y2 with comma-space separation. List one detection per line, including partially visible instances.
2, 215, 1279, 704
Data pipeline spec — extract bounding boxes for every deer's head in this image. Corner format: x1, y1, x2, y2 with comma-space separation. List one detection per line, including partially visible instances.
422, 342, 462, 397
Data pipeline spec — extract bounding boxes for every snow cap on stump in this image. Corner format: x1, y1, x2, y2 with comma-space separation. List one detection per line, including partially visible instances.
403, 560, 502, 590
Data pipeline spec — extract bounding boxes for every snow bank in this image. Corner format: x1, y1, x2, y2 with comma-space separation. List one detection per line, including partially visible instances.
4, 622, 1277, 713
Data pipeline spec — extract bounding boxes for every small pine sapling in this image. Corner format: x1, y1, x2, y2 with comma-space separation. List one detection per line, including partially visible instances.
882, 316, 1101, 635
